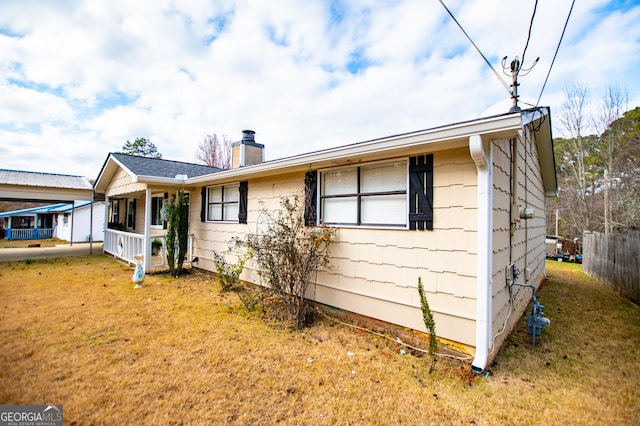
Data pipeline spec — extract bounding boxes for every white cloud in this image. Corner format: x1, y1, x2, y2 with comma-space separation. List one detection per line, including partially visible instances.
0, 0, 638, 178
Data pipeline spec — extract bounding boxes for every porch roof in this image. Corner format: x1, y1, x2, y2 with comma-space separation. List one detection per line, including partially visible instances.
0, 201, 98, 218
94, 153, 221, 193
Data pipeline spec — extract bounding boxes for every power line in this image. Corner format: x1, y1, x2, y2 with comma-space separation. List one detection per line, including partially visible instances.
437, 0, 511, 95
536, 0, 576, 107
521, 0, 539, 67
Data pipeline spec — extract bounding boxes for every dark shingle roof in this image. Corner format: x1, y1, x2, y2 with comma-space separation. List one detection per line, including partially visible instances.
111, 153, 221, 179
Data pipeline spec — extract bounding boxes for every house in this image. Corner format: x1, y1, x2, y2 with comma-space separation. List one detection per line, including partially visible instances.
93, 154, 221, 268
93, 107, 556, 373
0, 201, 104, 242
51, 201, 105, 242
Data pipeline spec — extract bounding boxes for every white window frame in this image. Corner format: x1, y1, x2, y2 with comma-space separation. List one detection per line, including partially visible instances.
206, 184, 240, 223
319, 159, 409, 229
126, 198, 136, 229
150, 195, 165, 228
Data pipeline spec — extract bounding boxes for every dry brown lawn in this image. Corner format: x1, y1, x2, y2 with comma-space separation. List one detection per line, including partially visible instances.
0, 238, 64, 249
1, 257, 638, 425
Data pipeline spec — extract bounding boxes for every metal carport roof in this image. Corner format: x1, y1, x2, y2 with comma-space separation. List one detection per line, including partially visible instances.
0, 169, 95, 203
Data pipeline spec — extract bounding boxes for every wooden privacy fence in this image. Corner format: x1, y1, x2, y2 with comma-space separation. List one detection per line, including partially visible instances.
583, 230, 640, 304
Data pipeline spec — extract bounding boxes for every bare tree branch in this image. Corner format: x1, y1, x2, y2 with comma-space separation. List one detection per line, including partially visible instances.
195, 134, 232, 169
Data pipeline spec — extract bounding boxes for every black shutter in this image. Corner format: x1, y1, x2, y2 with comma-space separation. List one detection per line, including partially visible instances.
409, 154, 434, 230
304, 171, 317, 226
131, 199, 136, 230
163, 192, 169, 230
200, 187, 207, 222
238, 181, 248, 224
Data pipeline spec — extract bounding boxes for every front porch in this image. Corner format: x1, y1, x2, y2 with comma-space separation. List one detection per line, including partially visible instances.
5, 227, 54, 240
104, 229, 195, 273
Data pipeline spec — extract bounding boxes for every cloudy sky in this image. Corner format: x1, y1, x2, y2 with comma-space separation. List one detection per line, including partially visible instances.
1, 0, 639, 179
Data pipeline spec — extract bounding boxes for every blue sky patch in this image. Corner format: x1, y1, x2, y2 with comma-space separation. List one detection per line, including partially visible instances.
8, 78, 64, 97
0, 26, 27, 38
265, 24, 289, 47
347, 47, 373, 75
204, 12, 234, 45
328, 0, 346, 26
94, 91, 138, 109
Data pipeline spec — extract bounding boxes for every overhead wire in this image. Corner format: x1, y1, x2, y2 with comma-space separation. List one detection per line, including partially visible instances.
437, 0, 512, 95
535, 0, 576, 107
520, 0, 539, 70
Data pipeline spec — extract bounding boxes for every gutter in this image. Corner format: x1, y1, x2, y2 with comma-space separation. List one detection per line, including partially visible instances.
469, 134, 493, 374
186, 113, 523, 186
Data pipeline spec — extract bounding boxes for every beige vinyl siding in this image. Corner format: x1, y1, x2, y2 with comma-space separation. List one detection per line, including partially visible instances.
316, 148, 478, 347
490, 131, 548, 355
190, 172, 302, 274
105, 168, 146, 197
192, 149, 480, 348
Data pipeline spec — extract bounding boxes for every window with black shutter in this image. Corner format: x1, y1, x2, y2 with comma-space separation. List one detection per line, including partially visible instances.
203, 183, 247, 223
319, 160, 407, 227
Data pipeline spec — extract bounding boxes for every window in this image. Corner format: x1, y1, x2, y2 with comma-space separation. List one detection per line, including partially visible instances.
207, 184, 240, 222
201, 182, 247, 224
126, 199, 136, 229
150, 196, 164, 226
62, 213, 69, 225
109, 200, 120, 223
320, 160, 408, 227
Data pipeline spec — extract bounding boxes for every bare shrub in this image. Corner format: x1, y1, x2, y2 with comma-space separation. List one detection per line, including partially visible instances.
246, 196, 335, 329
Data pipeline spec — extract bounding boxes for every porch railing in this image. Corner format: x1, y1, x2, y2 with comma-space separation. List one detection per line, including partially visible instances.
104, 229, 144, 264
5, 228, 53, 240
104, 229, 194, 270
149, 234, 195, 269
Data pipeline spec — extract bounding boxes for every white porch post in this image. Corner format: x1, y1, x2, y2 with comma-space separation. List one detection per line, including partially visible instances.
144, 188, 152, 272
70, 202, 75, 246
89, 188, 94, 254
104, 195, 109, 233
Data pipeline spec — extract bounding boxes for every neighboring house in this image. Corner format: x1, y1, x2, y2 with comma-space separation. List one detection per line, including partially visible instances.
0, 201, 104, 242
94, 108, 556, 373
52, 201, 105, 242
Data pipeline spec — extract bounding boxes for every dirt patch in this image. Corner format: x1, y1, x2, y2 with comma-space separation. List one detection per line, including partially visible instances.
0, 257, 638, 424
0, 238, 63, 249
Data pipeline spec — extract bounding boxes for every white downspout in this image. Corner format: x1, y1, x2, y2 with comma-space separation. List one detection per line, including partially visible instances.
144, 189, 152, 272
470, 134, 493, 374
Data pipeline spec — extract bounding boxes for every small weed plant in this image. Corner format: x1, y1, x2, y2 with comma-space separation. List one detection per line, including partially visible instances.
418, 276, 437, 373
212, 241, 249, 292
212, 242, 262, 312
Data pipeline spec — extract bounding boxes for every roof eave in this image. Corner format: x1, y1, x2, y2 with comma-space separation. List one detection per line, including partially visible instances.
523, 107, 558, 197
135, 175, 189, 186
187, 113, 524, 185
94, 154, 139, 193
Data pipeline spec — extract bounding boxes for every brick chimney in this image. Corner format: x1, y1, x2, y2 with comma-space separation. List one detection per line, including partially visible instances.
231, 130, 264, 168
